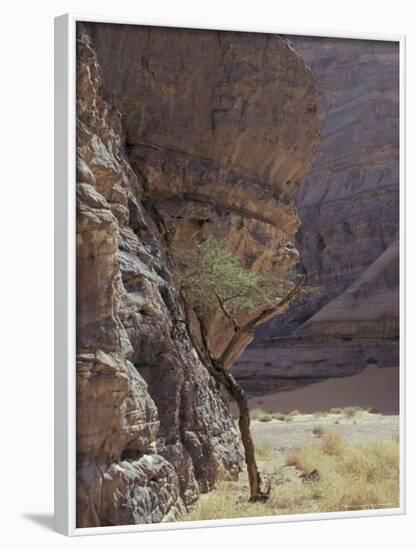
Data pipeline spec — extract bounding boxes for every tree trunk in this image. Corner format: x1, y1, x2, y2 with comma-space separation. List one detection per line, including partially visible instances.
210, 359, 267, 502
180, 294, 283, 502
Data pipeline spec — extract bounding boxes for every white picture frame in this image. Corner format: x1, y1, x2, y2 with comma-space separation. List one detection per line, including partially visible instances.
54, 13, 406, 536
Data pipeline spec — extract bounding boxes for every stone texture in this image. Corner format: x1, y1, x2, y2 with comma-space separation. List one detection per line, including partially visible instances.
76, 27, 243, 528
87, 25, 319, 197
86, 24, 320, 364
76, 23, 320, 527
234, 37, 400, 394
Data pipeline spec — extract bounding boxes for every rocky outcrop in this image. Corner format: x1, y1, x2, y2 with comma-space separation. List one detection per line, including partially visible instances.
76, 23, 320, 526
76, 27, 243, 528
86, 24, 320, 362
234, 37, 400, 394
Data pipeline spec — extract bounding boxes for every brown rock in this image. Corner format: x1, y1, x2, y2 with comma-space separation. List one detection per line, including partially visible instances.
86, 23, 320, 363
75, 22, 320, 526
235, 37, 400, 395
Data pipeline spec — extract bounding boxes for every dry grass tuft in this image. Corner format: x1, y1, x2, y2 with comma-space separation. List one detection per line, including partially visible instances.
250, 408, 296, 423
343, 406, 363, 418
258, 414, 273, 422
250, 408, 274, 422
250, 408, 268, 421
184, 434, 399, 521
312, 425, 326, 437
286, 409, 301, 417
281, 433, 398, 513
320, 430, 346, 455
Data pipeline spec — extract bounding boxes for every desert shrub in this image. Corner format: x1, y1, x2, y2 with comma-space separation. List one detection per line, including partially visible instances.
250, 408, 268, 421
259, 414, 273, 422
250, 408, 274, 422
184, 436, 399, 521
286, 409, 301, 417
343, 406, 363, 418
312, 425, 326, 437
329, 407, 343, 415
320, 431, 345, 455
282, 435, 398, 513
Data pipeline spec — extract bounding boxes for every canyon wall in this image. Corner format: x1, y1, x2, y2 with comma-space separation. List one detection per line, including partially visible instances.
234, 37, 400, 395
76, 24, 320, 526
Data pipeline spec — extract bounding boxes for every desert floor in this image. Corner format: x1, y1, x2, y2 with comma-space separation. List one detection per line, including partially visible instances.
184, 411, 400, 521
250, 411, 399, 453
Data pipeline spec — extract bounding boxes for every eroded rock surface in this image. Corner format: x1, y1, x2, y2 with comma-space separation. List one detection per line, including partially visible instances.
235, 37, 400, 394
76, 27, 242, 528
76, 24, 320, 526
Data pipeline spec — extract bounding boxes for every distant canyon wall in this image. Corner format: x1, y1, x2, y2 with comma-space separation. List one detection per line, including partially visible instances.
234, 36, 400, 395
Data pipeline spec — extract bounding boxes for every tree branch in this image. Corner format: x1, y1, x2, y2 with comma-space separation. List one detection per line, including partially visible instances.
218, 282, 303, 367
215, 292, 240, 330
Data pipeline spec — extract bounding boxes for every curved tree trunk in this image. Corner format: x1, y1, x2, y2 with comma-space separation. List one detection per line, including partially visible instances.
181, 296, 270, 501
210, 359, 266, 502
180, 285, 302, 501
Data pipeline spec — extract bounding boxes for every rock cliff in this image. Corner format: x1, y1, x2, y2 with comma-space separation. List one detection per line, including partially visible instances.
234, 37, 400, 395
76, 23, 320, 526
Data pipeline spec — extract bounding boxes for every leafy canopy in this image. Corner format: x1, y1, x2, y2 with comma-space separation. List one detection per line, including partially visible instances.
175, 237, 296, 314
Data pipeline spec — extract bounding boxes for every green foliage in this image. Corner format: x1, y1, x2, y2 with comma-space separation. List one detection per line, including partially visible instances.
175, 237, 296, 314
250, 408, 273, 422
312, 425, 326, 437
343, 406, 363, 418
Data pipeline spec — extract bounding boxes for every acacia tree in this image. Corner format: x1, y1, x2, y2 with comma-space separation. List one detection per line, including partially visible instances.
175, 237, 304, 502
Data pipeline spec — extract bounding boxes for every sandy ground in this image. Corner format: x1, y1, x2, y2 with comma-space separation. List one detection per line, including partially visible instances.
246, 365, 399, 415
251, 412, 400, 454
183, 412, 400, 521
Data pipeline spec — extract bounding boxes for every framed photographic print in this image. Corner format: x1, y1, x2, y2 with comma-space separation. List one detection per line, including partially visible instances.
54, 13, 405, 536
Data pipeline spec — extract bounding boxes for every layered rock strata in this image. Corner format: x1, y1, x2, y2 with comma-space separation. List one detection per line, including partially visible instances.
76, 23, 320, 526
235, 37, 400, 394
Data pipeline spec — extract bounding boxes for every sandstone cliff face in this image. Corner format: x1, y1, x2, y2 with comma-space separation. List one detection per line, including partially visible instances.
234, 37, 400, 395
76, 24, 320, 526
86, 24, 320, 363
76, 28, 242, 528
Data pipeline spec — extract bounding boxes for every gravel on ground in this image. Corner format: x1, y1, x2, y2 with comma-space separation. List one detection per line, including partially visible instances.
251, 413, 400, 454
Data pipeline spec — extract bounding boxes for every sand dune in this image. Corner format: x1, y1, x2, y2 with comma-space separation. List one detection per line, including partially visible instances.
245, 365, 399, 415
